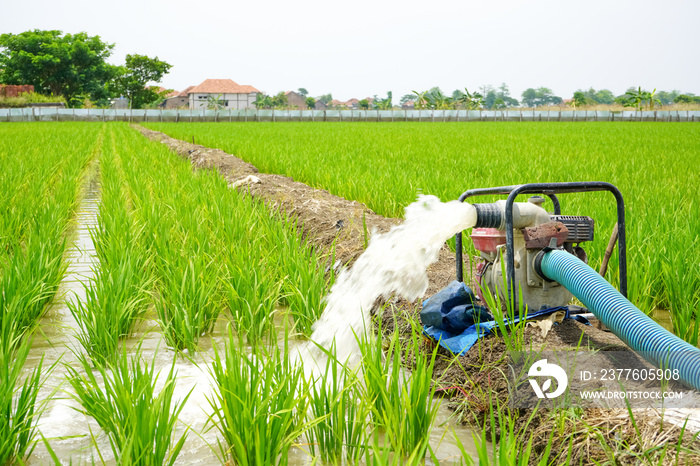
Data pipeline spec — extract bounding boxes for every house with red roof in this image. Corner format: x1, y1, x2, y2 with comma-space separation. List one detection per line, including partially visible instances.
188, 79, 260, 110
162, 86, 194, 109
329, 99, 346, 108
285, 90, 306, 108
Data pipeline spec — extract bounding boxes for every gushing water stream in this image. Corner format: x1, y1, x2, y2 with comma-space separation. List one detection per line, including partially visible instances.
300, 195, 477, 367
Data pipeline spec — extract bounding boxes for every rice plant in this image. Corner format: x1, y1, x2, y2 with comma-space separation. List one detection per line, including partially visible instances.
358, 322, 441, 459
306, 343, 370, 463
275, 218, 334, 337
465, 394, 556, 466
68, 256, 151, 364
103, 124, 331, 351
0, 123, 101, 343
224, 259, 282, 344
206, 327, 308, 466
65, 347, 189, 465
0, 322, 54, 464
155, 253, 222, 353
68, 127, 153, 364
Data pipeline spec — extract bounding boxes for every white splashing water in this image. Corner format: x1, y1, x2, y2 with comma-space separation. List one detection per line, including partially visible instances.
299, 195, 477, 369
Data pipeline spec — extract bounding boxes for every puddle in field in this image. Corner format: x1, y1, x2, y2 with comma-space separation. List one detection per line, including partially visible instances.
651, 308, 674, 333
25, 175, 103, 464
24, 190, 480, 465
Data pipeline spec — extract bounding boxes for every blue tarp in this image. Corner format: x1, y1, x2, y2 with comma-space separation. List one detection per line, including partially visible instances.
421, 282, 591, 355
423, 306, 571, 355
419, 281, 491, 334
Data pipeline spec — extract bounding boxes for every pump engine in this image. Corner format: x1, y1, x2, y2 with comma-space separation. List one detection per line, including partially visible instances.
470, 196, 595, 311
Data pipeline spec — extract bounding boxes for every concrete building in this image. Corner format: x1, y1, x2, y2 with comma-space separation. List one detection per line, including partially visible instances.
188, 79, 260, 110
285, 90, 307, 109
162, 86, 194, 109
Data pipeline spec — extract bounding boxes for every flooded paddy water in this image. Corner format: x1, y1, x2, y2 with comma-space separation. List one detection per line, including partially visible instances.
24, 184, 481, 464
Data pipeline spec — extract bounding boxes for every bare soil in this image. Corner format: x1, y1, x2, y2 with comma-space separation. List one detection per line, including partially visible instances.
134, 125, 699, 465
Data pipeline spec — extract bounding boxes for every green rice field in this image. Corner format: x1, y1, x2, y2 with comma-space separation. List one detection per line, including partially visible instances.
1, 121, 698, 464
146, 122, 700, 346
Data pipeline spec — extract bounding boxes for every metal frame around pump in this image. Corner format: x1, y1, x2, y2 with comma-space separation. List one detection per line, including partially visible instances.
454, 182, 628, 302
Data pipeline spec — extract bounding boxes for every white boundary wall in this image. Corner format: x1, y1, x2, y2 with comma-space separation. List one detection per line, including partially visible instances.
2, 108, 699, 123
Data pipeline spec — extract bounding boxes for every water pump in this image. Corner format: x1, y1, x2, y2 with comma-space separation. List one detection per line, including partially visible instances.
453, 182, 700, 392
470, 197, 594, 311
454, 182, 628, 312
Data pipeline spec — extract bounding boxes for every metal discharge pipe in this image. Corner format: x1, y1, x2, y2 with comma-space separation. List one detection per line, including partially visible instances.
538, 249, 700, 391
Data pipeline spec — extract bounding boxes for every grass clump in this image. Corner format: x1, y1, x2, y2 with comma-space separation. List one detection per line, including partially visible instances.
0, 322, 53, 464
306, 344, 370, 463
66, 347, 189, 465
359, 321, 440, 460
0, 92, 65, 108
207, 328, 308, 466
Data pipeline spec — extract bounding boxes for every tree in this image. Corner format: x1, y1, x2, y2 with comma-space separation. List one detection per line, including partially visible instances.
399, 94, 414, 106
484, 90, 497, 109
253, 93, 272, 109
579, 88, 615, 105
626, 87, 643, 111
480, 84, 518, 109
622, 87, 658, 111
646, 88, 661, 110
305, 96, 316, 109
521, 87, 562, 107
270, 91, 288, 109
111, 54, 171, 108
0, 30, 117, 106
674, 94, 700, 104
479, 85, 494, 98
143, 87, 175, 109
452, 89, 465, 102
571, 91, 588, 108
656, 90, 679, 105
298, 88, 308, 97
373, 91, 393, 110
317, 94, 332, 104
495, 83, 518, 107
425, 88, 453, 109
359, 99, 370, 109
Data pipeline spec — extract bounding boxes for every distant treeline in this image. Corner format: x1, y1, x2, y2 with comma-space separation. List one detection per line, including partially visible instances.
398, 84, 699, 110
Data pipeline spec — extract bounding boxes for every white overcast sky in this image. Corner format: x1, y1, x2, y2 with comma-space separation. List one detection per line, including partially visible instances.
2, 0, 698, 101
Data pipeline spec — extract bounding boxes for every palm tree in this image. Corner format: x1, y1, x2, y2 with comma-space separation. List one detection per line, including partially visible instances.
253, 94, 272, 109
412, 90, 429, 109
458, 88, 483, 110
206, 93, 225, 110
374, 91, 393, 110
427, 89, 452, 109
624, 87, 645, 112
647, 88, 661, 110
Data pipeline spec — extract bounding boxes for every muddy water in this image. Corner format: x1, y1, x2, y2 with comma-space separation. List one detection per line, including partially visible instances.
26, 179, 103, 463
24, 187, 479, 464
